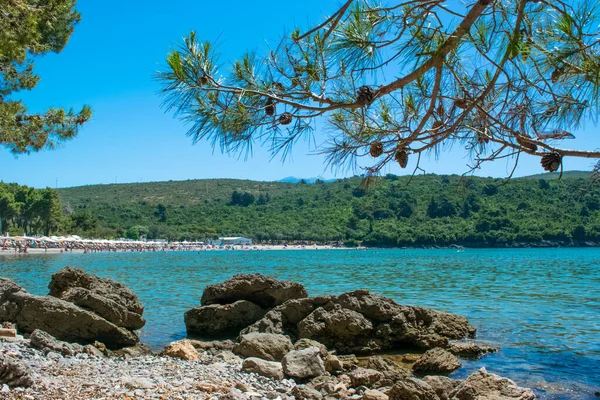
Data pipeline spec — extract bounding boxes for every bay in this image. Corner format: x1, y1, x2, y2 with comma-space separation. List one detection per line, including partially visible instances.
1, 248, 599, 398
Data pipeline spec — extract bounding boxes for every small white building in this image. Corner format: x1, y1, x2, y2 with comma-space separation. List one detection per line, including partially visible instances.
218, 237, 253, 246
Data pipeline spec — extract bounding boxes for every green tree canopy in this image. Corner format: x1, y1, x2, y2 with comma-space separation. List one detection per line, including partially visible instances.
1, 0, 91, 154
160, 0, 600, 178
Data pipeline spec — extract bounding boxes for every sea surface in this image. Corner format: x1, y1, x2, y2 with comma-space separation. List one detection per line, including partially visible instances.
1, 248, 599, 399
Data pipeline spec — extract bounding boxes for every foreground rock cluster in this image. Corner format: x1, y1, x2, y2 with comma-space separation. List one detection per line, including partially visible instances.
0, 271, 536, 399
0, 267, 144, 349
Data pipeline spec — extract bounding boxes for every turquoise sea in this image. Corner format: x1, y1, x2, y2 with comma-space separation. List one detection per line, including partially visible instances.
1, 248, 599, 399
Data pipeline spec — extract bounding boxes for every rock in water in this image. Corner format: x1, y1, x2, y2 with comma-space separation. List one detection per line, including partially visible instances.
282, 347, 325, 379
49, 267, 145, 328
0, 278, 138, 349
201, 274, 308, 308
243, 289, 475, 354
241, 357, 284, 380
0, 354, 33, 388
185, 300, 266, 337
234, 333, 293, 361
450, 368, 536, 400
413, 348, 462, 375
160, 339, 200, 361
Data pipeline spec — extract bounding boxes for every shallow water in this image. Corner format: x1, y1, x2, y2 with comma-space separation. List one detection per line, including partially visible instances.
1, 248, 599, 398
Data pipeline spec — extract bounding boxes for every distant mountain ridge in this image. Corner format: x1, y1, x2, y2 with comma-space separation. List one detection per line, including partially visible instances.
278, 176, 336, 184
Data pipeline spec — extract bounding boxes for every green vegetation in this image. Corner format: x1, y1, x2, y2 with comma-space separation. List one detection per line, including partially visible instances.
54, 173, 600, 247
1, 0, 91, 154
0, 183, 62, 236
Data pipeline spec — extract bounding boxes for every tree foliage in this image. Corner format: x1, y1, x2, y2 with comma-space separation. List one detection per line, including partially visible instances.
0, 0, 91, 154
0, 182, 61, 235
159, 0, 600, 178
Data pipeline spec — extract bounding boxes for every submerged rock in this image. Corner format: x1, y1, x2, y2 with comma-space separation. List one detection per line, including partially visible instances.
413, 348, 461, 375
185, 300, 266, 337
201, 273, 308, 308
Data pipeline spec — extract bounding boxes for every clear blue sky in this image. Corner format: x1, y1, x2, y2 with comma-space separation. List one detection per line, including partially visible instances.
2, 0, 598, 188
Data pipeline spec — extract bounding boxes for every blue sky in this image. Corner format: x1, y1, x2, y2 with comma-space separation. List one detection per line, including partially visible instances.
2, 0, 599, 188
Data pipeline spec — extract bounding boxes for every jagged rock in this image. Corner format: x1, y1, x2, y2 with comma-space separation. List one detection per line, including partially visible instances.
447, 342, 497, 358
348, 368, 383, 387
83, 344, 105, 358
367, 356, 412, 386
0, 354, 33, 388
282, 347, 326, 379
234, 332, 293, 361
294, 338, 328, 358
450, 368, 536, 400
29, 329, 84, 356
337, 354, 359, 371
413, 348, 461, 375
215, 350, 242, 363
201, 274, 308, 308
310, 375, 341, 395
49, 267, 144, 315
423, 376, 460, 400
61, 287, 145, 330
241, 357, 284, 380
187, 339, 236, 351
364, 389, 389, 400
388, 378, 440, 400
185, 300, 266, 337
325, 354, 344, 373
161, 339, 200, 361
292, 385, 323, 400
0, 279, 138, 349
242, 289, 475, 354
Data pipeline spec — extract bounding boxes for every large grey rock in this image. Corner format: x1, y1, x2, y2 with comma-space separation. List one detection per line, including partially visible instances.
0, 354, 33, 388
422, 376, 460, 400
282, 347, 326, 379
449, 368, 536, 400
234, 332, 293, 361
49, 267, 144, 315
243, 289, 475, 354
201, 273, 308, 308
61, 287, 145, 330
29, 329, 84, 356
388, 378, 440, 400
185, 300, 266, 337
241, 357, 284, 380
413, 348, 461, 375
0, 279, 138, 349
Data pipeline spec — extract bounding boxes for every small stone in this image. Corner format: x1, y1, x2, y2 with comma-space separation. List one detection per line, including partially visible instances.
242, 357, 284, 380
160, 340, 200, 361
0, 328, 16, 338
1, 384, 9, 393
363, 389, 389, 400
121, 377, 154, 390
347, 368, 382, 387
291, 385, 323, 400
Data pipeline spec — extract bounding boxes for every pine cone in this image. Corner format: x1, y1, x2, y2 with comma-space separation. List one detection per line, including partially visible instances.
551, 68, 562, 83
455, 99, 468, 109
274, 82, 285, 92
357, 86, 375, 105
395, 149, 409, 168
199, 75, 208, 85
265, 99, 275, 116
370, 142, 384, 158
516, 135, 538, 152
279, 112, 293, 125
541, 152, 562, 172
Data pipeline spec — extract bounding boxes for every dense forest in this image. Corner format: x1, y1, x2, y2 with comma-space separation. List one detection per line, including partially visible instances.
0, 183, 62, 236
29, 171, 598, 247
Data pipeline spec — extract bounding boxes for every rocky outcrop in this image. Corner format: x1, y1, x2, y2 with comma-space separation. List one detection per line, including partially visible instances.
29, 329, 84, 356
0, 353, 33, 388
49, 267, 145, 330
185, 300, 266, 337
449, 368, 536, 400
234, 333, 293, 362
160, 339, 200, 361
242, 289, 475, 354
241, 357, 284, 380
1, 270, 145, 349
413, 348, 462, 375
282, 347, 326, 379
201, 274, 308, 308
423, 376, 460, 400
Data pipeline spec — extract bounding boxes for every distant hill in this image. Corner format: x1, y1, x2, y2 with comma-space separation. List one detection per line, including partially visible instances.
278, 176, 335, 184
518, 170, 592, 180
57, 172, 600, 247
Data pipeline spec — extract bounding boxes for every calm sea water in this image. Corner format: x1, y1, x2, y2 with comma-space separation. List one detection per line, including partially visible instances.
1, 248, 598, 399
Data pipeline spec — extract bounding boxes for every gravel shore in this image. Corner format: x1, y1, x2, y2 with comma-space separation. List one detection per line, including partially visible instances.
0, 338, 295, 400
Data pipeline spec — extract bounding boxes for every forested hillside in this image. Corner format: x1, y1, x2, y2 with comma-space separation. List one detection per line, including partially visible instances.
55, 172, 600, 247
